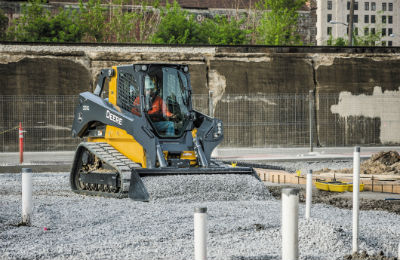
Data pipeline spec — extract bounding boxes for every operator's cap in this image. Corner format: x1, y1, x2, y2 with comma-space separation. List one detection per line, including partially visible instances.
145, 75, 155, 90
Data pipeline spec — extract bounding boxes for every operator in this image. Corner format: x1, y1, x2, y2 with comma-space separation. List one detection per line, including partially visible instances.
131, 76, 176, 136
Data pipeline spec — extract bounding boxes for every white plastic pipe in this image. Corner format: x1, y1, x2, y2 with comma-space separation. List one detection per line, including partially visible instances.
352, 146, 360, 253
282, 188, 299, 260
22, 168, 33, 226
398, 242, 400, 259
305, 170, 313, 219
194, 207, 207, 260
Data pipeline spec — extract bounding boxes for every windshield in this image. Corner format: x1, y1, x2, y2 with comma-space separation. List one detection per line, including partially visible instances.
143, 67, 190, 138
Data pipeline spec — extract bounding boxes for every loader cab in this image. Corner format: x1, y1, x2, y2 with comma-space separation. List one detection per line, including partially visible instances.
142, 65, 191, 138
115, 64, 192, 139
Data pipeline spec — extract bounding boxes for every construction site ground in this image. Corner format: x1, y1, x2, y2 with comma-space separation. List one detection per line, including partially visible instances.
1, 147, 400, 259
2, 147, 400, 216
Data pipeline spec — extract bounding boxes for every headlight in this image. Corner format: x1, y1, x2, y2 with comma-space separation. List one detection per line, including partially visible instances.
213, 121, 223, 139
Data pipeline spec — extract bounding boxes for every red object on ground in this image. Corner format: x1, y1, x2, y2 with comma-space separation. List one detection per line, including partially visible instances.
19, 122, 23, 164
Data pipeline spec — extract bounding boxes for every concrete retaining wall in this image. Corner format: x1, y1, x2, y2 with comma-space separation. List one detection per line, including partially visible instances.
0, 43, 400, 148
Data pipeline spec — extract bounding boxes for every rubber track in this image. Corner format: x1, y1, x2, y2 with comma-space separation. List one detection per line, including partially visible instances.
72, 142, 140, 199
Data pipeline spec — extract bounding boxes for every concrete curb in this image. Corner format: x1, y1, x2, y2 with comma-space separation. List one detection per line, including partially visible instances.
0, 164, 71, 173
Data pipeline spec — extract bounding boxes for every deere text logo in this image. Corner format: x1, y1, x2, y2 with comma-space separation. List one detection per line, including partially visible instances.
106, 110, 123, 125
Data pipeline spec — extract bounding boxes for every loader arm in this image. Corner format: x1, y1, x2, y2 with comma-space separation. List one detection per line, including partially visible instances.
71, 92, 158, 168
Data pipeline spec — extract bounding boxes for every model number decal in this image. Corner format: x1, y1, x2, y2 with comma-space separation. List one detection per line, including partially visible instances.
106, 110, 123, 125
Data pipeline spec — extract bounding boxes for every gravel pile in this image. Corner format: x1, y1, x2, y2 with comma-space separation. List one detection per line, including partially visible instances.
143, 174, 272, 202
1, 172, 400, 260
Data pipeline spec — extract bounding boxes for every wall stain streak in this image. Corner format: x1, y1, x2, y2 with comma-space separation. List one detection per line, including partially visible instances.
331, 86, 400, 144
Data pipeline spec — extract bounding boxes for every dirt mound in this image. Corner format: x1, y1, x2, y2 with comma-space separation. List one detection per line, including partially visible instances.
315, 151, 400, 175
360, 151, 400, 175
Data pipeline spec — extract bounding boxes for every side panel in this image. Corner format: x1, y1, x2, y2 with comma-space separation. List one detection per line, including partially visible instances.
88, 125, 147, 167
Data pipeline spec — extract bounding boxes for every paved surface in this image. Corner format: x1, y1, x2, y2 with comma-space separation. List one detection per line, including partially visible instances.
213, 146, 400, 161
1, 147, 399, 167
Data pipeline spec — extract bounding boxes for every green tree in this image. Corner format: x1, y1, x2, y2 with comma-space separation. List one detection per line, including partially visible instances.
0, 9, 8, 40
135, 1, 160, 43
326, 35, 346, 46
354, 31, 382, 46
7, 0, 83, 42
78, 0, 106, 42
104, 0, 138, 43
327, 27, 383, 46
256, 0, 305, 45
98, 0, 159, 43
199, 15, 250, 45
152, 0, 203, 44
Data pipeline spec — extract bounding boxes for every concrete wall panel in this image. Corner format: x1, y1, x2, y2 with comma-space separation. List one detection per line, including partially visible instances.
315, 55, 400, 146
0, 44, 399, 148
0, 57, 91, 95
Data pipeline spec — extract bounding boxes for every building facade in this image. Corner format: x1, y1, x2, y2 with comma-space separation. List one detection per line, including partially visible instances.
317, 0, 399, 46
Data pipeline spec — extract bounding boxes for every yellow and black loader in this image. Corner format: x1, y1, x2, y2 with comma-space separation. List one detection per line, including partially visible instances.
70, 64, 258, 201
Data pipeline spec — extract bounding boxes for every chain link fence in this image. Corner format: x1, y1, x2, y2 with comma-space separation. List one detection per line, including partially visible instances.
0, 96, 79, 152
1, 94, 398, 152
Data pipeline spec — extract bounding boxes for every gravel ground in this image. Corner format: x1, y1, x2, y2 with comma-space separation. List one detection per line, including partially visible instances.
251, 160, 356, 173
1, 170, 400, 260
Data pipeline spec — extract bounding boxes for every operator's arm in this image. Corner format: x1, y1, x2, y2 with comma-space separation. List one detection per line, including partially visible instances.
151, 96, 173, 117
160, 98, 173, 118
131, 97, 141, 116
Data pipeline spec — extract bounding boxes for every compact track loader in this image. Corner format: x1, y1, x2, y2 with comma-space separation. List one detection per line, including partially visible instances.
70, 64, 258, 201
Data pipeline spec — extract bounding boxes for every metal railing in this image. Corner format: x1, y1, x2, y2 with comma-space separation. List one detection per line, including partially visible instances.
0, 93, 398, 152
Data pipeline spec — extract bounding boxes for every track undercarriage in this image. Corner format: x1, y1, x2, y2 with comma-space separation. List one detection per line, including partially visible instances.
70, 142, 258, 201
70, 142, 146, 199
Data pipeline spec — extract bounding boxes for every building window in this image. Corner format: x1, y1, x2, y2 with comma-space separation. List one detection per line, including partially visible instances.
382, 3, 387, 11
365, 2, 369, 10
371, 15, 376, 23
388, 16, 392, 24
388, 41, 392, 46
364, 28, 369, 35
388, 2, 393, 11
382, 16, 386, 23
388, 28, 393, 36
354, 27, 358, 35
328, 0, 332, 10
347, 1, 358, 10
381, 41, 386, 46
371, 28, 376, 35
347, 15, 358, 23
327, 14, 332, 22
364, 15, 369, 23
327, 27, 332, 35
371, 2, 376, 10
382, 28, 386, 36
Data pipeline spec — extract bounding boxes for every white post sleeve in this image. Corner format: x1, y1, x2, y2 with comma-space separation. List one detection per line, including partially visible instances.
22, 168, 33, 226
305, 170, 313, 219
282, 188, 299, 260
352, 146, 360, 253
194, 207, 207, 260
